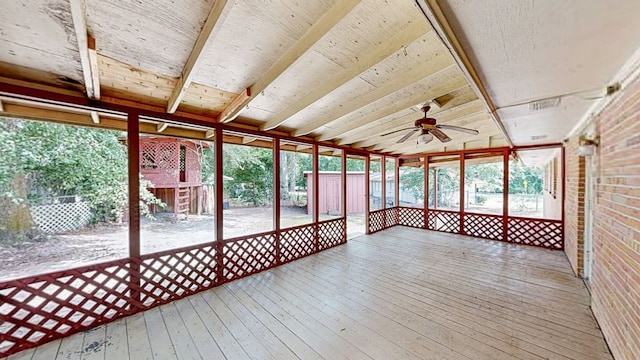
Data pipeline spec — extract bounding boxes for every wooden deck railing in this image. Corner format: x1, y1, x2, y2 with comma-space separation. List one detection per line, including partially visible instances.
0, 218, 346, 357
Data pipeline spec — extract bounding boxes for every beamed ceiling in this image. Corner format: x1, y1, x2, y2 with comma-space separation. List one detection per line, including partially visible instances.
0, 0, 639, 155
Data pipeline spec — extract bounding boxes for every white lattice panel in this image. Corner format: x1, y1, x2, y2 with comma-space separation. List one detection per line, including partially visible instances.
30, 202, 92, 234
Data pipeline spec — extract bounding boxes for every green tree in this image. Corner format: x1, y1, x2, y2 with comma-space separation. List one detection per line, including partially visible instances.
0, 118, 163, 243
223, 144, 273, 206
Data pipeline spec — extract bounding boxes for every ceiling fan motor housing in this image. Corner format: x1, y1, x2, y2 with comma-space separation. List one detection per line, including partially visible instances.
415, 117, 437, 127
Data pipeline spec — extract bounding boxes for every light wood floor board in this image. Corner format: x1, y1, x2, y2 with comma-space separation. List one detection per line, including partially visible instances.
9, 227, 613, 360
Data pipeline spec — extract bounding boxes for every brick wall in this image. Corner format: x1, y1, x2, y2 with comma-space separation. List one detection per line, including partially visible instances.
564, 139, 585, 276
565, 74, 640, 359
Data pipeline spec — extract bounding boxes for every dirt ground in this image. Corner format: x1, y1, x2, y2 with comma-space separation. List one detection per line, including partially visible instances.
0, 207, 365, 281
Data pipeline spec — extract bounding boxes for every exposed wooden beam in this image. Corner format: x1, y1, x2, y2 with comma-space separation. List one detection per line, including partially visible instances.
339, 95, 480, 146
90, 111, 100, 124
242, 136, 257, 144
217, 88, 251, 123
289, 32, 449, 137
166, 0, 232, 113
157, 122, 168, 133
316, 65, 467, 141
218, 0, 362, 123
262, 21, 430, 132
69, 0, 100, 99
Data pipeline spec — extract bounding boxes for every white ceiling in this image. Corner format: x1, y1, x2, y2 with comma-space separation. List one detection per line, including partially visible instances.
438, 0, 640, 145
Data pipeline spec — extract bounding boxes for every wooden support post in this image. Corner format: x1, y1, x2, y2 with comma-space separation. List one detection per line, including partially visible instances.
424, 155, 429, 229
341, 151, 347, 239
393, 159, 400, 224
365, 155, 371, 234
215, 126, 225, 282
459, 154, 465, 235
313, 144, 319, 251
381, 156, 387, 226
127, 112, 141, 308
503, 149, 510, 242
273, 138, 281, 263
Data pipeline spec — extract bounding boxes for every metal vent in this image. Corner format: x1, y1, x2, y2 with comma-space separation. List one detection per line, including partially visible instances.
529, 97, 561, 111
530, 135, 548, 140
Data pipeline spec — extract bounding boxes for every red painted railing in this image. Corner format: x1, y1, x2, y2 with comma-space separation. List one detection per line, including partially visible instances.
393, 206, 563, 250
0, 218, 346, 357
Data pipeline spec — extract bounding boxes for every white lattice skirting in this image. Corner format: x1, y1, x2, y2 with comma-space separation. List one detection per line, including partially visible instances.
30, 202, 92, 234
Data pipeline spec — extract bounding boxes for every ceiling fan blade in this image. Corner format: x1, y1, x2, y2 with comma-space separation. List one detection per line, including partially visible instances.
397, 128, 420, 143
435, 124, 479, 135
381, 126, 417, 137
430, 128, 452, 143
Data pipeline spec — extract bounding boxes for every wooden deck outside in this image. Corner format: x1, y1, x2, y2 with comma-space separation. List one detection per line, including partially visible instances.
3, 227, 612, 360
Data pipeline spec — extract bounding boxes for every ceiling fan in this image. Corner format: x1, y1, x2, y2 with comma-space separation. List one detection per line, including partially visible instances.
381, 105, 479, 144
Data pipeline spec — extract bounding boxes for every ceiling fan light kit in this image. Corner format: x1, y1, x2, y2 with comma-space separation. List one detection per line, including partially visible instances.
417, 132, 434, 144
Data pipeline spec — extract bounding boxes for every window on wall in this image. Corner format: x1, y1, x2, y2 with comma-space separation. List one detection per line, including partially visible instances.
0, 117, 128, 280
369, 155, 382, 211
429, 155, 461, 211
508, 149, 561, 220
318, 146, 343, 219
463, 153, 504, 215
279, 141, 313, 229
223, 134, 274, 238
399, 161, 425, 208
139, 130, 215, 255
385, 158, 396, 207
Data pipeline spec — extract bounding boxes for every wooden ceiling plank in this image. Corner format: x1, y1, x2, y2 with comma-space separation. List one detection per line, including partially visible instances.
69, 0, 100, 99
262, 20, 430, 132
218, 0, 362, 123
316, 65, 467, 141
167, 0, 233, 113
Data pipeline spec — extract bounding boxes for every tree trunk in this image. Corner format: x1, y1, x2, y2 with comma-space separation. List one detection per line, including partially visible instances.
0, 174, 37, 243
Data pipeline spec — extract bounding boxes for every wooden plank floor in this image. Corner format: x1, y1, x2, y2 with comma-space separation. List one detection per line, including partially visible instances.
4, 227, 613, 360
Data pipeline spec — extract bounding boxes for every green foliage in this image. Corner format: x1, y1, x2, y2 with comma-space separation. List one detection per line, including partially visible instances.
509, 161, 543, 194
223, 144, 273, 206
0, 118, 163, 223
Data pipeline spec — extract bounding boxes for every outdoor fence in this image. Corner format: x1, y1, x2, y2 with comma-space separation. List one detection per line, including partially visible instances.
30, 197, 92, 234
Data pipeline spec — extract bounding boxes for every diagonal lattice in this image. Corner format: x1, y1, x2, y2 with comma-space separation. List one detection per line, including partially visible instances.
280, 224, 315, 263
368, 209, 386, 233
223, 233, 277, 280
0, 259, 132, 355
507, 217, 563, 249
464, 213, 503, 241
428, 210, 460, 233
319, 218, 346, 250
137, 244, 218, 308
384, 208, 399, 228
398, 207, 426, 229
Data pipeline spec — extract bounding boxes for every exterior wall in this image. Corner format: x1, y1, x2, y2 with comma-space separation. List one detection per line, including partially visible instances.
564, 139, 585, 276
565, 74, 640, 359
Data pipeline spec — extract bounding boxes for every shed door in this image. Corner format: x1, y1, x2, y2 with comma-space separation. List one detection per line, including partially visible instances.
326, 177, 340, 215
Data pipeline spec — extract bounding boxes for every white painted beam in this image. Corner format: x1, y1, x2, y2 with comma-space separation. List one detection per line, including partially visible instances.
167, 0, 233, 113
316, 65, 467, 141
218, 0, 362, 123
90, 111, 100, 124
242, 136, 257, 144
0, 100, 4, 112
261, 20, 430, 131
205, 130, 215, 139
69, 0, 100, 99
157, 122, 168, 133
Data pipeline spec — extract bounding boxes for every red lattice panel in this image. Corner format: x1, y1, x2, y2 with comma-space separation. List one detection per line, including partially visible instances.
428, 210, 460, 234
223, 233, 277, 280
368, 209, 386, 233
384, 207, 398, 228
463, 213, 503, 241
507, 217, 563, 249
319, 218, 346, 250
0, 259, 132, 356
138, 244, 218, 308
398, 207, 426, 229
280, 224, 315, 262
